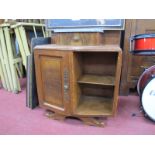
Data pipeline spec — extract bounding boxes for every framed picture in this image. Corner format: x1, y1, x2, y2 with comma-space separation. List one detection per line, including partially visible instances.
46, 19, 125, 32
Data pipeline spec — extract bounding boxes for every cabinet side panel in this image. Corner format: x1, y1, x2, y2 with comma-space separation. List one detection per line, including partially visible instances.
71, 53, 82, 112
113, 51, 122, 115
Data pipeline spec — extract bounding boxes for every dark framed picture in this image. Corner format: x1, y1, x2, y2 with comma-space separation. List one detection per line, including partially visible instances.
46, 19, 125, 32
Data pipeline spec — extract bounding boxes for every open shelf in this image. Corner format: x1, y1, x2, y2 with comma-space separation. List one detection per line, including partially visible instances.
75, 95, 113, 116
78, 74, 115, 86
72, 51, 121, 117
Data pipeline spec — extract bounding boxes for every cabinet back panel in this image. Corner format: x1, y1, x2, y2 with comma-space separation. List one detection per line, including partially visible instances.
80, 84, 114, 98
40, 55, 64, 108
82, 52, 118, 76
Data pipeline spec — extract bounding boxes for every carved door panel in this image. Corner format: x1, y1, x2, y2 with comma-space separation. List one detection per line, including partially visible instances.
34, 50, 71, 114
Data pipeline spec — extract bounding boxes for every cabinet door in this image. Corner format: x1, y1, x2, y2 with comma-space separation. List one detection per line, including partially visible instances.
34, 50, 71, 114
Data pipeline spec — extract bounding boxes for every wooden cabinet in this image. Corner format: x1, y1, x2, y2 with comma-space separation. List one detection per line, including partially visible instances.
120, 19, 155, 95
34, 45, 122, 126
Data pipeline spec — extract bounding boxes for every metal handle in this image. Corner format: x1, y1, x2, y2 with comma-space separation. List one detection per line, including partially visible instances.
63, 68, 69, 101
64, 84, 69, 90
64, 68, 69, 92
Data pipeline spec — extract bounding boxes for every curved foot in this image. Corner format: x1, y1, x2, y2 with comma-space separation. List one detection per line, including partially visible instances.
80, 117, 105, 127
45, 110, 65, 121
45, 110, 105, 127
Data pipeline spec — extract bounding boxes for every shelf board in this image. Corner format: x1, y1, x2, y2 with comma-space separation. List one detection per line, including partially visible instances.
78, 74, 115, 86
75, 96, 113, 116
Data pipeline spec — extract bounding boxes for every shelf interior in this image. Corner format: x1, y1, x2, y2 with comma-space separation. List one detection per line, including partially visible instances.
76, 95, 113, 116
72, 52, 117, 116
78, 74, 115, 86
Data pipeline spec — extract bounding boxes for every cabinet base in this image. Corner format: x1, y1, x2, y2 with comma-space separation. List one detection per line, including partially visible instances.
79, 117, 105, 127
45, 110, 65, 121
45, 110, 105, 127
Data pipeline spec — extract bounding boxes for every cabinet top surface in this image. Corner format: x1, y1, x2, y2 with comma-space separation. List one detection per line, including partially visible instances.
34, 44, 122, 52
